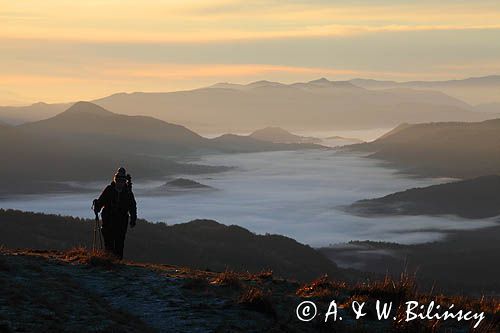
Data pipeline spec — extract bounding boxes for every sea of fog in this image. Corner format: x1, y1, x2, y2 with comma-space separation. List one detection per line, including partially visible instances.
1, 150, 495, 247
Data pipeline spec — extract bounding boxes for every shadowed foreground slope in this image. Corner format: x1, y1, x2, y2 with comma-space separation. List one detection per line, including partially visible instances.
0, 248, 497, 332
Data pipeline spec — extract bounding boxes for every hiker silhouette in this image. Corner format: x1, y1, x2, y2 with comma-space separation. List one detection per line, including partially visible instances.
93, 167, 137, 259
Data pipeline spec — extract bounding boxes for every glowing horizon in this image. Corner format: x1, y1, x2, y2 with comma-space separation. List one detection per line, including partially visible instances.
1, 0, 500, 103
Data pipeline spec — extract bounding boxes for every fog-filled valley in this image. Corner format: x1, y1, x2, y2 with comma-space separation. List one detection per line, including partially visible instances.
2, 149, 496, 247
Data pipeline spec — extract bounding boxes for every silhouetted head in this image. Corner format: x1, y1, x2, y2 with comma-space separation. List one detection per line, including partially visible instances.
113, 167, 127, 192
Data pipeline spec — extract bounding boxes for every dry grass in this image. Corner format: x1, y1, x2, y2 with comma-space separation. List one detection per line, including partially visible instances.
341, 294, 369, 309
350, 272, 417, 302
251, 269, 273, 281
295, 273, 499, 331
238, 286, 275, 317
296, 274, 346, 299
63, 247, 118, 269
62, 246, 89, 259
210, 270, 242, 289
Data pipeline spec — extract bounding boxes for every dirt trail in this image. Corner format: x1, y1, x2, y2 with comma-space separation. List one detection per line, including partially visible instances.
0, 249, 271, 332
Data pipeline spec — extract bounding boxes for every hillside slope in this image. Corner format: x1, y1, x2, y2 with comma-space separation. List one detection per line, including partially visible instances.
0, 209, 343, 281
346, 175, 500, 219
348, 118, 500, 178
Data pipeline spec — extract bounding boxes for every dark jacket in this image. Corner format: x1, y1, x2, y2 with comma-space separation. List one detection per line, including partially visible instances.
94, 182, 137, 228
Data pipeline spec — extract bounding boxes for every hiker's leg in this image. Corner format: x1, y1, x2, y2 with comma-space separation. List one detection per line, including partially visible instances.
115, 231, 126, 260
114, 220, 128, 260
101, 222, 113, 253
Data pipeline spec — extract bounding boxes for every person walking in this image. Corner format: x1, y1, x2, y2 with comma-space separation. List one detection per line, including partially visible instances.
93, 167, 137, 259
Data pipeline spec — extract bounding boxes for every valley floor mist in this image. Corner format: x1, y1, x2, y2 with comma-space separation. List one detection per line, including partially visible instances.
0, 150, 495, 247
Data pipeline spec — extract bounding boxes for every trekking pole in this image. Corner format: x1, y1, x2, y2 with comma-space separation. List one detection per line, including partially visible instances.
91, 200, 102, 252
98, 218, 103, 250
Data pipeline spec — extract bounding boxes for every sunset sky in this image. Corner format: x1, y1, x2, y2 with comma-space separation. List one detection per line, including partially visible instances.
1, 0, 500, 103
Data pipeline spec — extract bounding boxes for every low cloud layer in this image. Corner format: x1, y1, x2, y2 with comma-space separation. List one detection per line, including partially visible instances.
1, 150, 494, 246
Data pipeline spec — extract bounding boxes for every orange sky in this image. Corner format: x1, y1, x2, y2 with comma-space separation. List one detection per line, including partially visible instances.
1, 0, 500, 103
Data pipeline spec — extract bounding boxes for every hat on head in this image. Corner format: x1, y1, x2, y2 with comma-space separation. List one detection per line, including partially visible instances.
114, 167, 127, 182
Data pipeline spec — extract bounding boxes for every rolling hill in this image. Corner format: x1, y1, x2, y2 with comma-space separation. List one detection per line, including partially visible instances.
348, 118, 500, 178
16, 101, 207, 154
346, 175, 500, 219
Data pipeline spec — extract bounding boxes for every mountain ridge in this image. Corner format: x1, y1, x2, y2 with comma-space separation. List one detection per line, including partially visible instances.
1, 76, 495, 132
350, 75, 500, 104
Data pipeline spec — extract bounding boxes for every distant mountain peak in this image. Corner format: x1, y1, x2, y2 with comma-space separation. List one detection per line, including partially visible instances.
248, 80, 276, 85
246, 80, 284, 88
209, 82, 245, 90
107, 92, 130, 98
309, 77, 331, 84
32, 101, 49, 106
62, 101, 115, 117
305, 78, 362, 90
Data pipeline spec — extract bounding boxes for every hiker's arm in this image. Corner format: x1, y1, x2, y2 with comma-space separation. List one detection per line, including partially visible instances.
94, 186, 111, 213
129, 191, 137, 226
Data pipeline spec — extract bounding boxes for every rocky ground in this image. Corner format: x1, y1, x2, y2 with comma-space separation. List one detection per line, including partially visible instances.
0, 248, 498, 332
